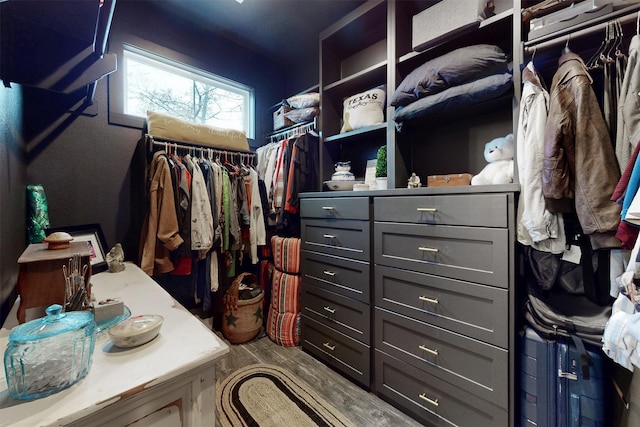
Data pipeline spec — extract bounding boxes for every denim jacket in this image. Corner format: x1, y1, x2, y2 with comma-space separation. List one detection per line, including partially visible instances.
542, 52, 621, 249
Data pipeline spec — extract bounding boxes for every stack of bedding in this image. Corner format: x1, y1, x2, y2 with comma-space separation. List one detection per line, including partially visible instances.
391, 44, 513, 124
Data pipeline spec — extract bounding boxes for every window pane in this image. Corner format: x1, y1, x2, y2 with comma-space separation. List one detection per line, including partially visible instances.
122, 47, 253, 137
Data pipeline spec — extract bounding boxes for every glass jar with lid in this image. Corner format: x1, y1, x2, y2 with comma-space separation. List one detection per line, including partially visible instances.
4, 304, 96, 400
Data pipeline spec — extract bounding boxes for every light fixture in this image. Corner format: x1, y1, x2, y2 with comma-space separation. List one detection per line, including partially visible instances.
234, 0, 244, 3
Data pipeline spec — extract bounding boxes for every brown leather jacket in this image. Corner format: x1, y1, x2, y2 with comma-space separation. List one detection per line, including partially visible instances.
542, 52, 621, 249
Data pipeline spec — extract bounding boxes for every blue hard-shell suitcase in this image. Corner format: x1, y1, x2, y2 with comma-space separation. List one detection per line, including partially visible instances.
521, 327, 609, 427
521, 327, 557, 426
557, 336, 608, 427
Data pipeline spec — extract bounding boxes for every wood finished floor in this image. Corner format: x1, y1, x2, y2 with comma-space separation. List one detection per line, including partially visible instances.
203, 318, 424, 427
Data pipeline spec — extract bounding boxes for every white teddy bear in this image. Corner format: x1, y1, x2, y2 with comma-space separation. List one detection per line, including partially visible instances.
471, 133, 514, 186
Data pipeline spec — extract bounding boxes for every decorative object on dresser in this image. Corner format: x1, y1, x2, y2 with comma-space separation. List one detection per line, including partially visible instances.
427, 173, 472, 187
106, 243, 125, 273
3, 304, 96, 400
407, 173, 422, 188
470, 133, 514, 185
15, 241, 92, 324
375, 145, 387, 190
45, 223, 109, 273
216, 364, 356, 427
108, 314, 164, 348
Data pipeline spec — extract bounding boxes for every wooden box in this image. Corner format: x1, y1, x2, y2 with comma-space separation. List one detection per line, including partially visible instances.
427, 173, 473, 187
273, 105, 294, 131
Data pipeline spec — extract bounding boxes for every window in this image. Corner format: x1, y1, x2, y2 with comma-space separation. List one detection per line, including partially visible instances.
110, 43, 254, 138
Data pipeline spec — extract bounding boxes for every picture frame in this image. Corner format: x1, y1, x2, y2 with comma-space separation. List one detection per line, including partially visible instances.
364, 159, 377, 188
45, 224, 109, 273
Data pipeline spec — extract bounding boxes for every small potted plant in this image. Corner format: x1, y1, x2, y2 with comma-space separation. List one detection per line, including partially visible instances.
375, 145, 387, 190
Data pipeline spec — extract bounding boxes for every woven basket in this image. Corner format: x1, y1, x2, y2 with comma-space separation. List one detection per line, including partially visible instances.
222, 273, 264, 344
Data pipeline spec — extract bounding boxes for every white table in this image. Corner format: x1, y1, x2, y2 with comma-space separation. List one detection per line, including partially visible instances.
0, 263, 229, 427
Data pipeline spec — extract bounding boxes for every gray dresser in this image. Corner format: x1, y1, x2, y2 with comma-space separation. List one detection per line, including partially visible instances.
300, 196, 372, 388
299, 188, 518, 425
373, 192, 516, 426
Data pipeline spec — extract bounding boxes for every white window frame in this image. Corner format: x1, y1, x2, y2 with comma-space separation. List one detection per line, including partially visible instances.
108, 36, 255, 139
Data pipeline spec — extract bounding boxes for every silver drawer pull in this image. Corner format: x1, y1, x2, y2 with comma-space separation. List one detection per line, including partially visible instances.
418, 246, 439, 253
419, 345, 439, 356
323, 342, 336, 351
323, 306, 336, 314
321, 206, 335, 210
419, 393, 439, 407
323, 234, 335, 239
417, 208, 437, 212
323, 270, 336, 276
419, 296, 439, 304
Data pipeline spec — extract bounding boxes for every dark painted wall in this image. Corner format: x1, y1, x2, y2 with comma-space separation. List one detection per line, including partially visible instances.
0, 85, 27, 325
0, 1, 315, 324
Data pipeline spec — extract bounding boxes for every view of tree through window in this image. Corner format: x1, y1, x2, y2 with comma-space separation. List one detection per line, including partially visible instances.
123, 46, 254, 137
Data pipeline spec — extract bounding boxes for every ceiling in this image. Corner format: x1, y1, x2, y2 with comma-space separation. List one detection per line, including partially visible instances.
153, 0, 368, 65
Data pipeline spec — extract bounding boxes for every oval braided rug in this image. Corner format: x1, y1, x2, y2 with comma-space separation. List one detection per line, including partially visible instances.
216, 364, 355, 427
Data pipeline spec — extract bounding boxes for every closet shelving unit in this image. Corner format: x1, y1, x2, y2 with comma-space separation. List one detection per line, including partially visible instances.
317, 0, 521, 190
300, 1, 640, 426
303, 1, 523, 426
266, 84, 320, 143
318, 0, 388, 187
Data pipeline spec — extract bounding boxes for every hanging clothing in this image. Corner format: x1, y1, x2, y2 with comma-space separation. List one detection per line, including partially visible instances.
516, 61, 565, 254
616, 35, 640, 173
249, 167, 267, 264
284, 133, 319, 214
140, 151, 184, 276
185, 155, 213, 256
542, 52, 621, 249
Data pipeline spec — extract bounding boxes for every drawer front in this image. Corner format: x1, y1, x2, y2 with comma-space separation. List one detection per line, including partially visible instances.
374, 193, 509, 227
301, 250, 369, 301
302, 219, 370, 262
375, 351, 508, 427
301, 197, 370, 220
301, 284, 370, 344
375, 308, 508, 408
375, 265, 508, 348
374, 222, 509, 287
301, 316, 370, 388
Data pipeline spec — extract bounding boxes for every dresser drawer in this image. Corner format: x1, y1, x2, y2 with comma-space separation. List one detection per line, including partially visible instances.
374, 222, 509, 287
301, 316, 370, 388
374, 193, 509, 227
301, 197, 370, 220
375, 265, 508, 348
302, 219, 370, 262
375, 308, 508, 408
375, 351, 508, 427
301, 284, 370, 344
301, 250, 369, 301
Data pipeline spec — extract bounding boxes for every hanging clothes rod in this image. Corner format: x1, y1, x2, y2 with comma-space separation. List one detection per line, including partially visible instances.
524, 6, 640, 53
268, 117, 317, 144
146, 134, 255, 159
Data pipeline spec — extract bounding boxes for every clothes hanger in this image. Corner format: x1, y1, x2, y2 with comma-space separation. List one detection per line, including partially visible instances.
561, 34, 572, 55
586, 26, 608, 70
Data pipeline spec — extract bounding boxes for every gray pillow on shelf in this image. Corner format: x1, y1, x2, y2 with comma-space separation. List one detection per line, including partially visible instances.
390, 44, 509, 107
393, 72, 513, 124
